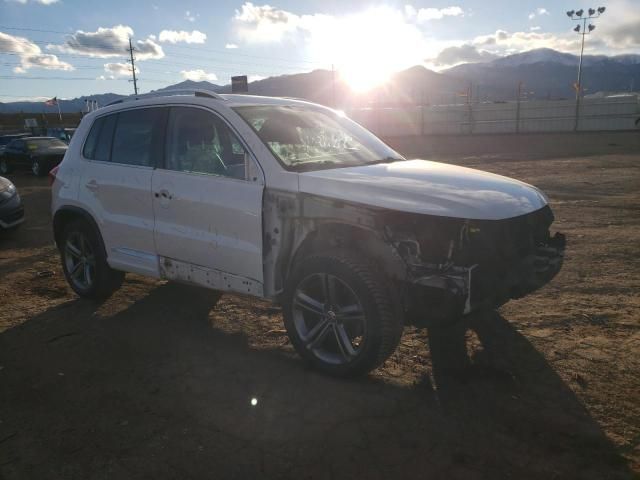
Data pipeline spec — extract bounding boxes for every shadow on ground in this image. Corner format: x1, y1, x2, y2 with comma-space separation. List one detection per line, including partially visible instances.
0, 283, 632, 479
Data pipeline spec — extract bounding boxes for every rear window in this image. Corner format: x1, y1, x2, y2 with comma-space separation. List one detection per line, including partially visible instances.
83, 108, 164, 165
83, 115, 116, 162
111, 108, 165, 167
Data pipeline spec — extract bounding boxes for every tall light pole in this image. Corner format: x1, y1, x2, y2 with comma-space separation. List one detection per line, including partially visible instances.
567, 6, 606, 131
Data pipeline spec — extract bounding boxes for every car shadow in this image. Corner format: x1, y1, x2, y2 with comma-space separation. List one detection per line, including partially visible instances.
0, 283, 632, 479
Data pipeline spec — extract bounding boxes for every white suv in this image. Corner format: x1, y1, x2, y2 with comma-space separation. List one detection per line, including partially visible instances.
51, 89, 565, 376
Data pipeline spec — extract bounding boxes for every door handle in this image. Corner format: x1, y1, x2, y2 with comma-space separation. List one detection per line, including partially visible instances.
85, 180, 99, 192
156, 189, 173, 200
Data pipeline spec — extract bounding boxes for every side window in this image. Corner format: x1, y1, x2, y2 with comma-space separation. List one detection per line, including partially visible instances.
82, 117, 103, 159
12, 140, 25, 152
111, 108, 165, 167
82, 114, 116, 161
165, 107, 251, 181
94, 115, 116, 162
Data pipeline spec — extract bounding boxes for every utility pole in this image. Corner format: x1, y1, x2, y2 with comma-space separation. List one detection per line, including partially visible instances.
567, 6, 606, 131
516, 81, 523, 134
128, 37, 139, 96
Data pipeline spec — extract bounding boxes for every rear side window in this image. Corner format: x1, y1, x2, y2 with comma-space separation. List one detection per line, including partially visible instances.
94, 115, 116, 162
111, 108, 166, 167
83, 118, 103, 159
83, 114, 116, 161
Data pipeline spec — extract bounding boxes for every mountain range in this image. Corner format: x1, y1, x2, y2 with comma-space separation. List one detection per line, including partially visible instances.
1, 48, 639, 114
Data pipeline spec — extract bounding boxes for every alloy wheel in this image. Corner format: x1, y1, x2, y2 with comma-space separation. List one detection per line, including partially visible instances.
292, 273, 367, 365
64, 231, 95, 290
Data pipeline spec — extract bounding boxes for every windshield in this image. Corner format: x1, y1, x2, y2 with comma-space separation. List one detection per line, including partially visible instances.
26, 138, 67, 149
233, 105, 403, 172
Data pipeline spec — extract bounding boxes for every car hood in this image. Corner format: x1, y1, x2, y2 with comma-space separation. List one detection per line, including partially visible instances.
298, 159, 548, 220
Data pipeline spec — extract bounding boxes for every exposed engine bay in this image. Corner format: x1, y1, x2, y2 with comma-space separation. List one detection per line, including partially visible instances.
263, 190, 565, 323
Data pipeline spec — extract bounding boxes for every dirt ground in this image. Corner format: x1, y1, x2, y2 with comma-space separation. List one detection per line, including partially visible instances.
0, 152, 638, 479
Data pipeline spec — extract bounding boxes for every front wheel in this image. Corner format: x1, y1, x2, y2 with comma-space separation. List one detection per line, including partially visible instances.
283, 250, 404, 377
60, 219, 124, 300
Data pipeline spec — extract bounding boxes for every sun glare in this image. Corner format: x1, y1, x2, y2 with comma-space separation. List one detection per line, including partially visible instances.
309, 7, 431, 92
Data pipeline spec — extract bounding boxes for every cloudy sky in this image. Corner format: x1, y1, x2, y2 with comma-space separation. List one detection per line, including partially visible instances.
1, 0, 638, 101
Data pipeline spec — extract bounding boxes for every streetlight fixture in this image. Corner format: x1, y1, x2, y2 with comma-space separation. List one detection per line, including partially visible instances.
567, 6, 606, 130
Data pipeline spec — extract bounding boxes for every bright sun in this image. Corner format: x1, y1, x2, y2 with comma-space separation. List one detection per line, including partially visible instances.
309, 6, 432, 92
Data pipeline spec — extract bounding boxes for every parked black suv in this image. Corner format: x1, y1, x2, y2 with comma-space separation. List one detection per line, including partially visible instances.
0, 137, 67, 176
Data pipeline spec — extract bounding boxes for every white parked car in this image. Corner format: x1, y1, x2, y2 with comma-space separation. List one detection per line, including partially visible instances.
51, 90, 565, 376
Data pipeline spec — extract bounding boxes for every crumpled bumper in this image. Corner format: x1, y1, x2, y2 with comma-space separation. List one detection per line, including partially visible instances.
412, 232, 566, 315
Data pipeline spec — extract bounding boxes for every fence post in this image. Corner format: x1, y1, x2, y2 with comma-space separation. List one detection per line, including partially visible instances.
516, 81, 522, 134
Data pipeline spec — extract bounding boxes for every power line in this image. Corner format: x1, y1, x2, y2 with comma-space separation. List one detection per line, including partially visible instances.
0, 75, 168, 83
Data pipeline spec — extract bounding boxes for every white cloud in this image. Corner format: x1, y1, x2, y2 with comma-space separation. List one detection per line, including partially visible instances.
530, 26, 541, 31
248, 74, 265, 82
528, 7, 549, 20
472, 29, 602, 56
405, 5, 464, 22
597, 0, 640, 50
0, 31, 73, 73
233, 2, 308, 43
48, 25, 164, 60
158, 30, 206, 44
431, 44, 499, 66
104, 62, 136, 78
225, 43, 239, 49
181, 69, 218, 81
185, 10, 199, 22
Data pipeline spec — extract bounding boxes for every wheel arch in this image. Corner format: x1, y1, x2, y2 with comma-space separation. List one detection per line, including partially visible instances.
53, 206, 107, 257
284, 221, 406, 290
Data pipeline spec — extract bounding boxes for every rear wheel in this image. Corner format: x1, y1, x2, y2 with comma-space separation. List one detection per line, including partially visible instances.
60, 219, 124, 300
0, 158, 12, 175
283, 250, 403, 377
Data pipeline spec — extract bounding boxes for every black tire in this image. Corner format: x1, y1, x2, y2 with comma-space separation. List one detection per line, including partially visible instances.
283, 249, 404, 377
60, 219, 124, 300
31, 158, 46, 177
0, 158, 12, 175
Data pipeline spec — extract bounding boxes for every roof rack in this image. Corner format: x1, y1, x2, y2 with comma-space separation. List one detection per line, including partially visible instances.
105, 89, 224, 107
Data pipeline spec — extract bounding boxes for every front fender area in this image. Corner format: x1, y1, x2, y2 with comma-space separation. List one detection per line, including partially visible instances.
262, 190, 407, 300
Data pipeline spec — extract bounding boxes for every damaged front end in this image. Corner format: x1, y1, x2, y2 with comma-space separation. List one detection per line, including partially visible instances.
264, 189, 564, 323
386, 205, 565, 318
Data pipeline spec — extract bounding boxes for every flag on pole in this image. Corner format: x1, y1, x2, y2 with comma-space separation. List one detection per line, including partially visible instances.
45, 97, 62, 121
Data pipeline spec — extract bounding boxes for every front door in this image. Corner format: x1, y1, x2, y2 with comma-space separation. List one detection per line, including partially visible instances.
152, 106, 265, 295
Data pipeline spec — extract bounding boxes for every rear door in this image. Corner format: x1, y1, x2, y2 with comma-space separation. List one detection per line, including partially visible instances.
79, 107, 167, 276
152, 106, 265, 295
